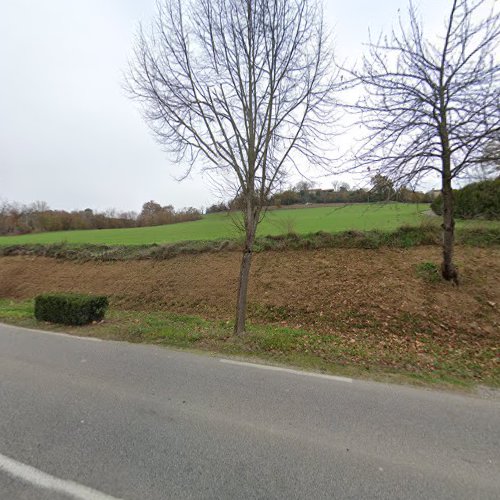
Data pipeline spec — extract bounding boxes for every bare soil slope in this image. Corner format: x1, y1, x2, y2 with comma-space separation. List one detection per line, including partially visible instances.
1, 247, 498, 378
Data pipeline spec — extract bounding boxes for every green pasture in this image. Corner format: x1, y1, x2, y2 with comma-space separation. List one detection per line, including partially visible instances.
0, 203, 438, 246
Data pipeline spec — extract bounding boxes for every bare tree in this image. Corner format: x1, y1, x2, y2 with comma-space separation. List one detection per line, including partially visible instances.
127, 0, 336, 334
351, 0, 500, 283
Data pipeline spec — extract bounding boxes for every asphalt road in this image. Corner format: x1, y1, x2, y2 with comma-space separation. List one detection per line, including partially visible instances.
0, 323, 499, 500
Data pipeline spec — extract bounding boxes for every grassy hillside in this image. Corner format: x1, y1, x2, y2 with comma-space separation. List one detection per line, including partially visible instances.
1, 203, 498, 247
0, 204, 430, 246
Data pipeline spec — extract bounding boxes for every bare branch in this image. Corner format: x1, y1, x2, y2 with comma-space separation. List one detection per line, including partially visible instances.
125, 0, 338, 334
347, 0, 499, 283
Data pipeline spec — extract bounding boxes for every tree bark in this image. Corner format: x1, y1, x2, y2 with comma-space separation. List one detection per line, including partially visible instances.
438, 71, 459, 285
234, 217, 257, 336
441, 172, 459, 284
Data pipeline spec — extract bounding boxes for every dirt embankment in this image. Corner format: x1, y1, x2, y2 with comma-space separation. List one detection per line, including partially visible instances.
2, 246, 498, 382
1, 246, 498, 333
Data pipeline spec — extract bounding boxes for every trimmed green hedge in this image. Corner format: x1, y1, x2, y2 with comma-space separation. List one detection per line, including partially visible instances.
431, 178, 500, 219
34, 293, 109, 325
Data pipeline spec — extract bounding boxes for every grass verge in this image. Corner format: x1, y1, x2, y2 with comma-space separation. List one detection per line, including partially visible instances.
1, 298, 497, 391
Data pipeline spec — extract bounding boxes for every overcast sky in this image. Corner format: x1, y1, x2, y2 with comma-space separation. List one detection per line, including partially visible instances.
1, 0, 456, 212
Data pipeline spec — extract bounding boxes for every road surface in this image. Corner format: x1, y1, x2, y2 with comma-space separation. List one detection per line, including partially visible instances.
0, 322, 499, 499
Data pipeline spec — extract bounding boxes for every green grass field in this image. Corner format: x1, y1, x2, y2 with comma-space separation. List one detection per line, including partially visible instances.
0, 203, 432, 246
2, 203, 496, 247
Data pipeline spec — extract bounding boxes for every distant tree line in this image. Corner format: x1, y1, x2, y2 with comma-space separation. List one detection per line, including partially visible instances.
0, 200, 202, 236
206, 176, 435, 213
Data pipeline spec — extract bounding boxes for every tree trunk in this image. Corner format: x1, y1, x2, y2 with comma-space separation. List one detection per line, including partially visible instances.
441, 173, 459, 284
234, 215, 257, 336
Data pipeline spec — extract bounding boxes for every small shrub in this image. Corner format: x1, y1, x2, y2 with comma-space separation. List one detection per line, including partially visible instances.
416, 262, 441, 283
34, 293, 109, 325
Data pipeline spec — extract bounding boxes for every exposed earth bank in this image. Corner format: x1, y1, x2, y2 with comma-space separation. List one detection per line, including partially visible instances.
1, 246, 498, 382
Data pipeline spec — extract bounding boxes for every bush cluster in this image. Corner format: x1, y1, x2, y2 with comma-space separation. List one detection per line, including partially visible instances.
268, 182, 433, 207
431, 178, 500, 219
34, 293, 109, 325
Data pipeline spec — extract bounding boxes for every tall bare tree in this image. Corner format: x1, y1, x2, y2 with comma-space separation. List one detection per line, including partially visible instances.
351, 0, 500, 283
126, 0, 336, 334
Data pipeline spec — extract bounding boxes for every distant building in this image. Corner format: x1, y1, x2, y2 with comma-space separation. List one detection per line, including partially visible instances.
426, 189, 441, 199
